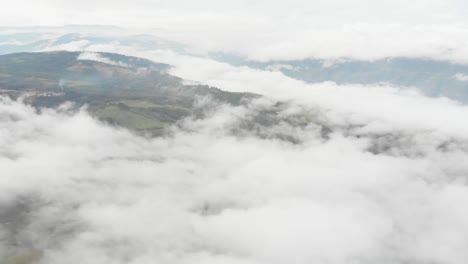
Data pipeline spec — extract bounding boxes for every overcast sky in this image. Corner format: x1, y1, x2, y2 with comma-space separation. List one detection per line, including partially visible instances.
2, 0, 468, 61
2, 0, 468, 26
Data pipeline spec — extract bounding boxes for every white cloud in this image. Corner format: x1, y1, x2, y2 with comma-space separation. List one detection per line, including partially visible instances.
45, 40, 91, 52
77, 51, 129, 67
454, 73, 468, 81
2, 1, 468, 62
2, 93, 468, 263
158, 51, 468, 136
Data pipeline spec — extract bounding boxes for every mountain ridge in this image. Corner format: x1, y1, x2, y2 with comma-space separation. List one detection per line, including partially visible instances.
0, 51, 257, 133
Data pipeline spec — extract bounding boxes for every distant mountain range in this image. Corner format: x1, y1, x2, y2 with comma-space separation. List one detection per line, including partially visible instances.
0, 30, 184, 55
214, 54, 468, 102
2, 27, 468, 103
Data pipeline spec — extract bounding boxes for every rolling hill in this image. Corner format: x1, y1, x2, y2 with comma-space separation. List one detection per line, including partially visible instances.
0, 51, 256, 133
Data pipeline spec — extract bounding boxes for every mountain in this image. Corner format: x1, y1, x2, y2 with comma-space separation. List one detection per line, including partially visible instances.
0, 51, 256, 133
0, 30, 184, 55
212, 54, 468, 103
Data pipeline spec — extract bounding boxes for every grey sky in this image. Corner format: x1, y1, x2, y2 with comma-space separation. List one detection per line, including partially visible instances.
2, 0, 468, 62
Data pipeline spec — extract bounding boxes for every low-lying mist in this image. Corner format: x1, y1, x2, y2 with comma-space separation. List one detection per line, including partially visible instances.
1, 94, 468, 264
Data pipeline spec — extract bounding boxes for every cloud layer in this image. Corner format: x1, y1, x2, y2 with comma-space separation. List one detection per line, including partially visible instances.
2, 88, 468, 263
3, 0, 468, 62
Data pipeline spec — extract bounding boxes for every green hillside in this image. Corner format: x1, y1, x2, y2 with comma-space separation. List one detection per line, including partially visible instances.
0, 51, 256, 133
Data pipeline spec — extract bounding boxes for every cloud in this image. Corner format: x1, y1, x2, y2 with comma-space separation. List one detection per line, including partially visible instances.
2, 1, 468, 62
159, 51, 468, 136
77, 52, 129, 67
454, 73, 468, 81
2, 82, 468, 263
265, 64, 299, 72
20, 24, 468, 64
45, 40, 91, 52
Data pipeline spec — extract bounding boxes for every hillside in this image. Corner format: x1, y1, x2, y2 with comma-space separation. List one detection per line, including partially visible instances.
0, 51, 256, 133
